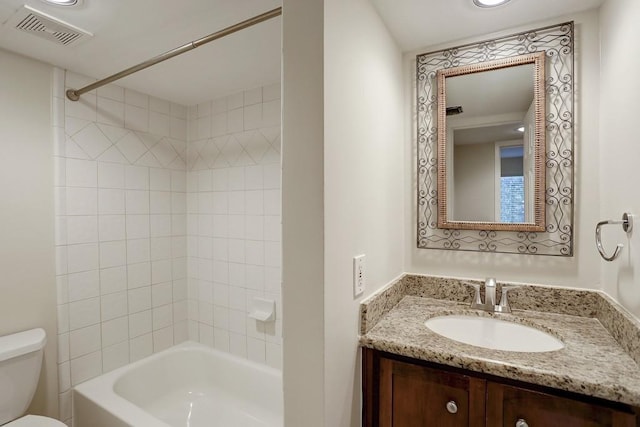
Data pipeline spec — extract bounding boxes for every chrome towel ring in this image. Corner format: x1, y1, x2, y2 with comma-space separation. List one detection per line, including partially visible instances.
595, 212, 633, 261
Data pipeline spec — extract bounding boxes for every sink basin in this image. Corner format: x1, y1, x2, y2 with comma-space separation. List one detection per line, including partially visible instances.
425, 315, 564, 352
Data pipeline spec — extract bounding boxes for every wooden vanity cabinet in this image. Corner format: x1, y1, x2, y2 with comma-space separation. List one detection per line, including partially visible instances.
363, 349, 639, 427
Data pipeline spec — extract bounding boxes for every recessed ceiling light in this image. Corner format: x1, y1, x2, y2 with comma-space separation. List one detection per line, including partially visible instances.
516, 126, 525, 132
41, 0, 83, 7
473, 0, 512, 8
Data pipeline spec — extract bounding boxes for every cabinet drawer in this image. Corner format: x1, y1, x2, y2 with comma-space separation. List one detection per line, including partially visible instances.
486, 382, 637, 427
377, 357, 485, 427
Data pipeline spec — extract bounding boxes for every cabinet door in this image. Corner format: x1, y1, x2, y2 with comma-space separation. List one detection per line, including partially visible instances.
486, 382, 637, 427
378, 356, 486, 427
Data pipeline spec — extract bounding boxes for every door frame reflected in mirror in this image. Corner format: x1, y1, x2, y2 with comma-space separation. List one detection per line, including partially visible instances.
436, 52, 547, 232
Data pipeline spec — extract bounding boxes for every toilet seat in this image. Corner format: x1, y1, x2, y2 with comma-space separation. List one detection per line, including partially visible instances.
4, 415, 66, 427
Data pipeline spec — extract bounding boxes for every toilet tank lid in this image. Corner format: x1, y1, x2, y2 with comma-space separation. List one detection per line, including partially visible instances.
0, 328, 46, 363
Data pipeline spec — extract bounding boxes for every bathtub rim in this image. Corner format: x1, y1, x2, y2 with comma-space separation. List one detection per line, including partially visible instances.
73, 341, 283, 427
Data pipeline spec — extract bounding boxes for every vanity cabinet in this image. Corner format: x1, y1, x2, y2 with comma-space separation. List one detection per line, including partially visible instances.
363, 349, 638, 427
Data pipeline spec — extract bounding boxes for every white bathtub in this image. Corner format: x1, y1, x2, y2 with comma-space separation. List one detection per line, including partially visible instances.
73, 342, 282, 427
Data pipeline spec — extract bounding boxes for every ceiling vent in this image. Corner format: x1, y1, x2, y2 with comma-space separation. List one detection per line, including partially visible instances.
11, 5, 92, 46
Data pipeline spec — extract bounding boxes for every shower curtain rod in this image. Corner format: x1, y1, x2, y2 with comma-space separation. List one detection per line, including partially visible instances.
66, 7, 282, 101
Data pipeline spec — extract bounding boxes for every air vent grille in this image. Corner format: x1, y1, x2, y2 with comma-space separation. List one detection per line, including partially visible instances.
12, 5, 92, 46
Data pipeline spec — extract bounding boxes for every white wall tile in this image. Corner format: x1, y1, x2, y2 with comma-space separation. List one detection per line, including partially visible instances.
127, 238, 150, 264
67, 243, 98, 273
244, 104, 262, 130
102, 341, 129, 372
150, 97, 171, 114
150, 192, 171, 214
227, 93, 243, 110
125, 190, 150, 214
67, 270, 99, 302
129, 310, 152, 337
66, 188, 97, 215
126, 215, 150, 239
244, 87, 262, 106
102, 316, 128, 347
97, 98, 125, 128
125, 166, 149, 190
101, 291, 128, 321
70, 351, 102, 386
151, 214, 172, 237
98, 162, 125, 189
70, 324, 101, 359
153, 305, 173, 330
150, 168, 171, 191
262, 83, 281, 102
124, 89, 148, 108
150, 237, 172, 261
100, 266, 127, 295
227, 108, 243, 133
98, 189, 125, 215
66, 159, 97, 187
153, 327, 173, 352
129, 333, 152, 362
98, 215, 126, 241
247, 337, 266, 364
100, 240, 126, 268
128, 287, 152, 314
152, 282, 173, 307
127, 262, 151, 289
68, 297, 100, 330
124, 104, 149, 133
66, 216, 98, 244
229, 333, 247, 357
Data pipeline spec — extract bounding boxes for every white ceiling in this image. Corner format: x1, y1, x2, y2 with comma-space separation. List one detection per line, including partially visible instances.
0, 0, 604, 105
0, 0, 281, 105
370, 0, 605, 51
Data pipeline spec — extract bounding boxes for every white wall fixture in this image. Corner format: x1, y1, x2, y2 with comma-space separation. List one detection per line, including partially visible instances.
248, 298, 275, 322
595, 213, 634, 261
353, 254, 366, 297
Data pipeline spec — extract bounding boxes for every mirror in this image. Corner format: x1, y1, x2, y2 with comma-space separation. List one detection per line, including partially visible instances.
436, 53, 546, 231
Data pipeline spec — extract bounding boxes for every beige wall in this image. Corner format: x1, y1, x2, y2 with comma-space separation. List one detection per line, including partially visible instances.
282, 0, 404, 425
0, 48, 58, 418
282, 0, 326, 425
404, 10, 602, 289
323, 0, 405, 426
599, 0, 640, 317
454, 142, 496, 222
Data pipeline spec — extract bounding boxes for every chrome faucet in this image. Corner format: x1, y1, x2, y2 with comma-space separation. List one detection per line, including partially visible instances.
464, 278, 517, 313
484, 277, 496, 307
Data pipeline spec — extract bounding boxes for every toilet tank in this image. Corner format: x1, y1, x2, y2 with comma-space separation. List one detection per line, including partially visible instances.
0, 329, 46, 425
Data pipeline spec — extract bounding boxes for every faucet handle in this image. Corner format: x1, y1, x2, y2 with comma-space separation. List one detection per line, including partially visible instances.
461, 281, 482, 305
497, 285, 520, 313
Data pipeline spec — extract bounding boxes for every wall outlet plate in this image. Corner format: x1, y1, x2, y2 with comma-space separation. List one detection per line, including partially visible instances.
353, 254, 366, 297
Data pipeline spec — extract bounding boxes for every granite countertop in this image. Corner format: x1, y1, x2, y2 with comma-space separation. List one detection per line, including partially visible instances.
359, 275, 640, 407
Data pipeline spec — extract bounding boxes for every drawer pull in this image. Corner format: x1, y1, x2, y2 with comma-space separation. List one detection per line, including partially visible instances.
446, 400, 458, 414
516, 419, 529, 427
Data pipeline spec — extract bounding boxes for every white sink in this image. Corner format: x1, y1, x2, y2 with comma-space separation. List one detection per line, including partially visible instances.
425, 315, 564, 352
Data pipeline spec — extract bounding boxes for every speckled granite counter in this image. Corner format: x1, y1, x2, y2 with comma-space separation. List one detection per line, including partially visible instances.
359, 274, 640, 407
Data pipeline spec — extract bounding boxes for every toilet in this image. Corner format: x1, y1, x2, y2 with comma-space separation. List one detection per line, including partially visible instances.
0, 328, 66, 427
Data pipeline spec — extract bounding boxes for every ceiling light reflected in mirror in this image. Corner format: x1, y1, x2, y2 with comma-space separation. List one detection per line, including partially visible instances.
472, 0, 512, 8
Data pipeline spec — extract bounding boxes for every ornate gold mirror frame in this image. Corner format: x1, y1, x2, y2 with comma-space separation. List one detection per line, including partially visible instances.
436, 53, 546, 232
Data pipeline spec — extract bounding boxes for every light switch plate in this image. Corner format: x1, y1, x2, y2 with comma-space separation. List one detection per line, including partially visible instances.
353, 254, 366, 297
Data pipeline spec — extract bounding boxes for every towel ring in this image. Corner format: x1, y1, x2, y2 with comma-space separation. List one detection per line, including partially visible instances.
595, 212, 633, 261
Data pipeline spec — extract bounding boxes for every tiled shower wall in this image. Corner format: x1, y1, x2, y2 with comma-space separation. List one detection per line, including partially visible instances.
53, 70, 189, 424
185, 83, 282, 369
53, 70, 282, 423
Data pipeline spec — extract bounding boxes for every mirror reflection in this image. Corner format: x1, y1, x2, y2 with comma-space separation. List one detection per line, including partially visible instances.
437, 53, 546, 231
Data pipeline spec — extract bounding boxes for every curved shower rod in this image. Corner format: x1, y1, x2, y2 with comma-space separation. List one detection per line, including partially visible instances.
66, 7, 282, 101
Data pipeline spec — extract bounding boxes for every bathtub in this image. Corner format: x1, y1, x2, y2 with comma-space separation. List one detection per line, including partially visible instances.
73, 341, 282, 427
